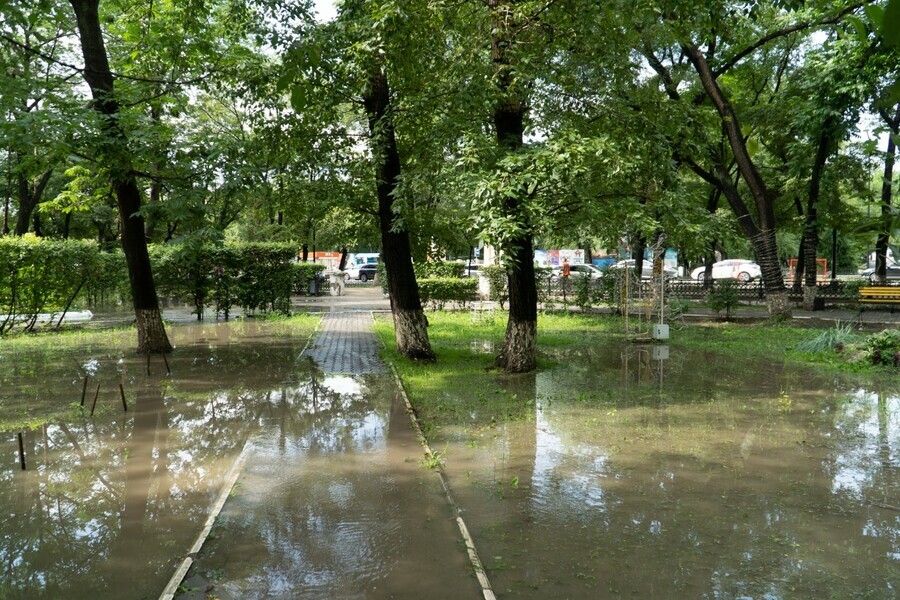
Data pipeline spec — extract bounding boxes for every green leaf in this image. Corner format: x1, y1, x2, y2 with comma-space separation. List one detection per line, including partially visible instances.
290, 86, 307, 112
884, 0, 900, 46
844, 15, 867, 42
864, 3, 884, 29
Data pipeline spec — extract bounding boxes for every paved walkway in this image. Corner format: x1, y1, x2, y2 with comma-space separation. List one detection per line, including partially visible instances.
304, 312, 387, 375
174, 308, 481, 600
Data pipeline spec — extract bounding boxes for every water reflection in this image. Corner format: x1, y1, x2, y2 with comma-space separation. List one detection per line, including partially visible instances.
0, 321, 316, 599
193, 374, 477, 599
441, 343, 900, 598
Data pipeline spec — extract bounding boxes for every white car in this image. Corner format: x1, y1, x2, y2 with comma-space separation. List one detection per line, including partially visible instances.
608, 259, 677, 279
550, 263, 605, 280
691, 259, 761, 282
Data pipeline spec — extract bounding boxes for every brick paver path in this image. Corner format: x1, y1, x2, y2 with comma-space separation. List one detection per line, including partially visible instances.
304, 311, 387, 374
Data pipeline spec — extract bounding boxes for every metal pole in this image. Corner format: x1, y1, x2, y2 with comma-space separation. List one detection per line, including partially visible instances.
831, 227, 838, 281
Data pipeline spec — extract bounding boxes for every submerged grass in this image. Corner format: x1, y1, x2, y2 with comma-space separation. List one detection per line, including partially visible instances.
375, 311, 623, 432
0, 313, 321, 432
377, 310, 899, 437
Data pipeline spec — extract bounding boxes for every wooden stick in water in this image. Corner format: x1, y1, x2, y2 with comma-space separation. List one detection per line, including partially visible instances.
90, 383, 101, 416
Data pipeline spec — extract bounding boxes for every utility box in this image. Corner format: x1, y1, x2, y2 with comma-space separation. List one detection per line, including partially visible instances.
652, 324, 670, 341
652, 345, 669, 361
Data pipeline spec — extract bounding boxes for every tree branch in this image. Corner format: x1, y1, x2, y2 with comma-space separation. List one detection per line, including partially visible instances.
712, 2, 864, 77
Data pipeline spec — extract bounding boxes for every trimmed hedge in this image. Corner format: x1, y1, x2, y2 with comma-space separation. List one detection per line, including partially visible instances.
480, 265, 508, 308
152, 242, 310, 318
0, 238, 326, 333
418, 277, 478, 310
415, 261, 464, 279
0, 236, 101, 333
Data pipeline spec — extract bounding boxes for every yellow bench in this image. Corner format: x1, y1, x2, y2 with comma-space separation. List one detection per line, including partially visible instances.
859, 287, 900, 307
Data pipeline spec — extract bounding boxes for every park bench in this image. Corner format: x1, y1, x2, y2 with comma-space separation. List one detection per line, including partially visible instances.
858, 286, 900, 312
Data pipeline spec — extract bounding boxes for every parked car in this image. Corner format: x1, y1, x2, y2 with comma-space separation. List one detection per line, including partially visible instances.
462, 263, 480, 277
691, 259, 761, 282
859, 263, 900, 283
550, 263, 605, 281
608, 259, 677, 280
348, 263, 378, 282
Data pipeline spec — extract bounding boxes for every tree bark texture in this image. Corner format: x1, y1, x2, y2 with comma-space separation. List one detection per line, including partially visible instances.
801, 128, 833, 309
362, 67, 434, 361
14, 168, 52, 236
876, 111, 898, 283
685, 45, 789, 317
69, 0, 171, 353
490, 0, 538, 373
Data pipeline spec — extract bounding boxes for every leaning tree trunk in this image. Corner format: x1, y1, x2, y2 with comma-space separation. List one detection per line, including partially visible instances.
875, 115, 897, 283
490, 0, 538, 373
685, 45, 789, 317
69, 0, 171, 354
362, 67, 434, 361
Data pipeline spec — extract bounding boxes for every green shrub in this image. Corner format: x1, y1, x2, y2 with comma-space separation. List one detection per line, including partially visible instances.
151, 241, 216, 320
0, 236, 99, 333
573, 275, 593, 311
378, 261, 388, 294
863, 329, 900, 366
481, 265, 508, 308
594, 271, 621, 312
418, 277, 478, 310
152, 242, 297, 318
293, 262, 326, 295
210, 246, 240, 319
706, 280, 740, 319
844, 279, 866, 299
84, 250, 129, 307
415, 261, 464, 279
535, 267, 554, 306
233, 243, 295, 314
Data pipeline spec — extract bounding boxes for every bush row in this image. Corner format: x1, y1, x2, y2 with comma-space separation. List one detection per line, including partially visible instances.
0, 236, 101, 333
152, 243, 324, 319
0, 238, 326, 332
417, 277, 478, 310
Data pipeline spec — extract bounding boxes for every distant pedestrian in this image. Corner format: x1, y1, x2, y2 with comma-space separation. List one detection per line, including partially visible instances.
562, 258, 570, 278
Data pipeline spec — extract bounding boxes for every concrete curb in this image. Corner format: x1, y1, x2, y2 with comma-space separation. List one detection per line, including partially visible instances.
158, 441, 253, 600
374, 312, 495, 600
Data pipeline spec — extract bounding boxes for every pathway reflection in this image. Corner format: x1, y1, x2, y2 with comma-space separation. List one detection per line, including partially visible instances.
193, 372, 476, 599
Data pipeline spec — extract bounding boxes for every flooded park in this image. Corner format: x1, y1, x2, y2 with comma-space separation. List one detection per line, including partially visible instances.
1, 311, 898, 599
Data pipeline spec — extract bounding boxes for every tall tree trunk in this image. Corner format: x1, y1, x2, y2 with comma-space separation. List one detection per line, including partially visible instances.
144, 103, 164, 241
685, 45, 789, 317
632, 233, 647, 279
801, 128, 833, 309
14, 172, 32, 236
69, 0, 171, 354
794, 235, 805, 292
362, 67, 434, 361
490, 0, 537, 373
3, 156, 11, 235
700, 188, 721, 286
875, 108, 898, 283
14, 168, 51, 236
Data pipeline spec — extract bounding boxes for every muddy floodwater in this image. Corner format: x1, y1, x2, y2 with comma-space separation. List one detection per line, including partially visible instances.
2, 318, 898, 599
433, 343, 900, 598
1, 321, 318, 599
